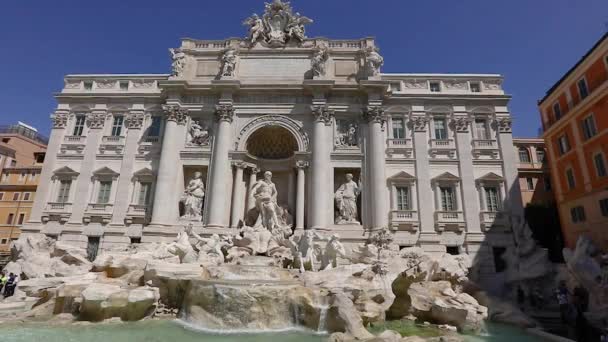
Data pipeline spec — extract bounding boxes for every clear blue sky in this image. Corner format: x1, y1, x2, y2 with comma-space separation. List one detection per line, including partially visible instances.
1, 0, 607, 138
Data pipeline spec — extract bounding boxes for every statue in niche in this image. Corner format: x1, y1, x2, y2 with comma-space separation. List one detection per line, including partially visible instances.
180, 171, 205, 221
334, 173, 361, 224
335, 121, 358, 147
363, 46, 384, 76
220, 47, 238, 78
169, 48, 186, 78
250, 171, 280, 231
188, 120, 210, 146
311, 44, 329, 78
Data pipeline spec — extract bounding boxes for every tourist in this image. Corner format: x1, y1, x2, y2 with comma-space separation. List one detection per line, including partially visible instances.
4, 273, 16, 297
0, 272, 5, 294
555, 281, 570, 323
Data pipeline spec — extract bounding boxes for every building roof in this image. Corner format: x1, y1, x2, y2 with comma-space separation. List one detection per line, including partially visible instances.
538, 32, 608, 105
0, 124, 48, 146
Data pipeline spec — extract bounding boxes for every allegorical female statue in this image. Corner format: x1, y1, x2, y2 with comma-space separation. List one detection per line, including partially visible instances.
181, 171, 205, 221
334, 173, 361, 224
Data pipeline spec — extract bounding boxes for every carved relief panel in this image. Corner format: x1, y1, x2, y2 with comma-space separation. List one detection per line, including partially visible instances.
334, 119, 359, 149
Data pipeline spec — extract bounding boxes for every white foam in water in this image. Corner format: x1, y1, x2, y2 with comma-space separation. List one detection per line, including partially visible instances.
175, 318, 327, 336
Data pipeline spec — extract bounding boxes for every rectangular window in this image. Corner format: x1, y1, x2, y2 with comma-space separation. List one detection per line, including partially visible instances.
536, 149, 545, 163
474, 119, 489, 139
594, 153, 607, 178
582, 115, 597, 140
566, 168, 576, 190
553, 102, 562, 120
544, 176, 552, 191
439, 186, 456, 211
392, 119, 405, 139
429, 81, 441, 92
23, 192, 30, 201
6, 213, 14, 225
35, 153, 45, 164
395, 186, 410, 210
570, 206, 586, 223
1, 173, 8, 182
470, 82, 481, 93
148, 116, 162, 137
119, 81, 129, 90
0, 193, 3, 200
577, 78, 589, 99
138, 182, 152, 205
519, 148, 531, 163
558, 135, 570, 155
526, 177, 534, 190
97, 181, 112, 204
600, 198, 608, 217
73, 115, 86, 136
17, 213, 25, 225
434, 118, 448, 140
12, 192, 20, 201
57, 180, 72, 203
111, 115, 124, 136
0, 239, 6, 245
484, 186, 500, 212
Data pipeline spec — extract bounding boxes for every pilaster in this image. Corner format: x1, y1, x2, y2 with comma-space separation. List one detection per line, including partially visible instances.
452, 113, 480, 234
410, 114, 435, 239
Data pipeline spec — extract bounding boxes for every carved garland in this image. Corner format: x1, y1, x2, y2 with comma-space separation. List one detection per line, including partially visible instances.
215, 104, 235, 123
311, 105, 334, 126
50, 113, 69, 129
162, 104, 189, 125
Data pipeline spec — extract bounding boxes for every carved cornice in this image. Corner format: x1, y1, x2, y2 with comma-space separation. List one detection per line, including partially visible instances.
86, 112, 107, 129
214, 104, 235, 123
125, 112, 145, 129
450, 116, 472, 133
362, 105, 386, 126
295, 160, 309, 169
493, 117, 512, 133
162, 105, 189, 125
311, 105, 334, 126
50, 113, 69, 129
408, 116, 429, 132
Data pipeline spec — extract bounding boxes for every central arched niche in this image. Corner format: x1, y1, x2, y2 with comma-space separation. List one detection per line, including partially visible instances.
246, 125, 298, 160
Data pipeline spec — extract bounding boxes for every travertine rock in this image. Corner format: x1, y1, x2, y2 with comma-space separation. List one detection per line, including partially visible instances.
79, 283, 158, 321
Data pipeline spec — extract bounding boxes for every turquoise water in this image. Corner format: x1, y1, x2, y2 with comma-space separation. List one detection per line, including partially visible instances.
0, 320, 543, 341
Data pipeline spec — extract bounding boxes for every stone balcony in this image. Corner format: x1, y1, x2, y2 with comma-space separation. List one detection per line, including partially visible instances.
480, 211, 510, 232
42, 202, 72, 222
429, 139, 456, 159
386, 138, 414, 158
99, 136, 125, 155
84, 203, 114, 223
435, 211, 466, 232
125, 204, 148, 224
137, 136, 162, 158
60, 135, 86, 155
471, 139, 500, 159
389, 210, 419, 231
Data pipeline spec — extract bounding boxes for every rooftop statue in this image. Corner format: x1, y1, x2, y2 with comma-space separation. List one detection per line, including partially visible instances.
243, 0, 313, 47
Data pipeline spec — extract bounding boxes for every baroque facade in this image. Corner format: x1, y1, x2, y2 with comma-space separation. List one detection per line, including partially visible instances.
24, 1, 522, 273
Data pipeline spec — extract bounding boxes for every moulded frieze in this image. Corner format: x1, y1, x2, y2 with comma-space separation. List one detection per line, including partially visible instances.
96, 79, 116, 89
131, 80, 156, 89
402, 79, 427, 89
483, 80, 502, 90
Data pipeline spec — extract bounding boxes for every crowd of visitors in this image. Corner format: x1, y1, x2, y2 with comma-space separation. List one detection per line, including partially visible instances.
0, 272, 18, 298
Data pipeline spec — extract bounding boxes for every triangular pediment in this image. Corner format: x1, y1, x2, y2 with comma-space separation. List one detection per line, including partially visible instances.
53, 166, 79, 176
388, 171, 416, 181
92, 166, 119, 176
432, 172, 460, 182
133, 167, 154, 177
476, 172, 504, 182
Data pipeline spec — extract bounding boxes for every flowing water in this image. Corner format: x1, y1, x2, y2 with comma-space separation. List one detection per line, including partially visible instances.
0, 319, 545, 341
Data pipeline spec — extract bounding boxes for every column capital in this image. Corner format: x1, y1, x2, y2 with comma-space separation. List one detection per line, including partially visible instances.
250, 166, 260, 174
125, 111, 145, 129
408, 115, 429, 132
50, 111, 69, 129
311, 105, 334, 126
86, 111, 107, 129
295, 160, 309, 169
162, 104, 189, 125
231, 161, 247, 169
492, 117, 512, 133
362, 105, 387, 126
215, 104, 235, 123
450, 116, 472, 133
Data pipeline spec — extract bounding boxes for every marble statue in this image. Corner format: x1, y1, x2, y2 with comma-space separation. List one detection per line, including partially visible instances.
169, 48, 186, 77
166, 227, 198, 263
250, 171, 280, 230
220, 47, 238, 77
335, 121, 358, 147
334, 173, 361, 224
186, 225, 232, 265
188, 120, 210, 146
242, 0, 312, 47
311, 44, 329, 78
321, 234, 347, 270
292, 229, 324, 272
181, 172, 205, 221
363, 47, 384, 76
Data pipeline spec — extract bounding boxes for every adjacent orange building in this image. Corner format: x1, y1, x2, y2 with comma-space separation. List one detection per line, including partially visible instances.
513, 138, 554, 207
539, 32, 608, 250
0, 123, 47, 263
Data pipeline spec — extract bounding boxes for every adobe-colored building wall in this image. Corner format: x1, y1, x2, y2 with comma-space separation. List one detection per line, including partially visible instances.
0, 168, 40, 251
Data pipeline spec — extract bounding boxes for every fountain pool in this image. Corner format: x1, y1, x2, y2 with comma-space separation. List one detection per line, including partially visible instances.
0, 320, 546, 342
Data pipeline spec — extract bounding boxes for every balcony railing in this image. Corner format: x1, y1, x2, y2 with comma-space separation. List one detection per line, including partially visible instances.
429, 139, 455, 149
143, 136, 160, 143
63, 135, 86, 143
102, 136, 125, 144
87, 203, 114, 212
435, 211, 464, 222
45, 202, 72, 212
390, 210, 418, 221
471, 139, 497, 149
128, 204, 147, 216
387, 138, 412, 149
480, 211, 510, 228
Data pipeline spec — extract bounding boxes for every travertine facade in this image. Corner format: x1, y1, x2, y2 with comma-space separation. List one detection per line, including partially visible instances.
24, 1, 523, 274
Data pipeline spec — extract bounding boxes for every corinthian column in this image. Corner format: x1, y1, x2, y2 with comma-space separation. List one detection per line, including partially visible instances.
295, 161, 308, 230
150, 105, 188, 225
362, 105, 389, 228
230, 162, 246, 228
206, 104, 234, 228
309, 105, 333, 229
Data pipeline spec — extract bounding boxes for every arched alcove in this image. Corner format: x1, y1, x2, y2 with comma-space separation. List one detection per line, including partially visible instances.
246, 126, 298, 160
